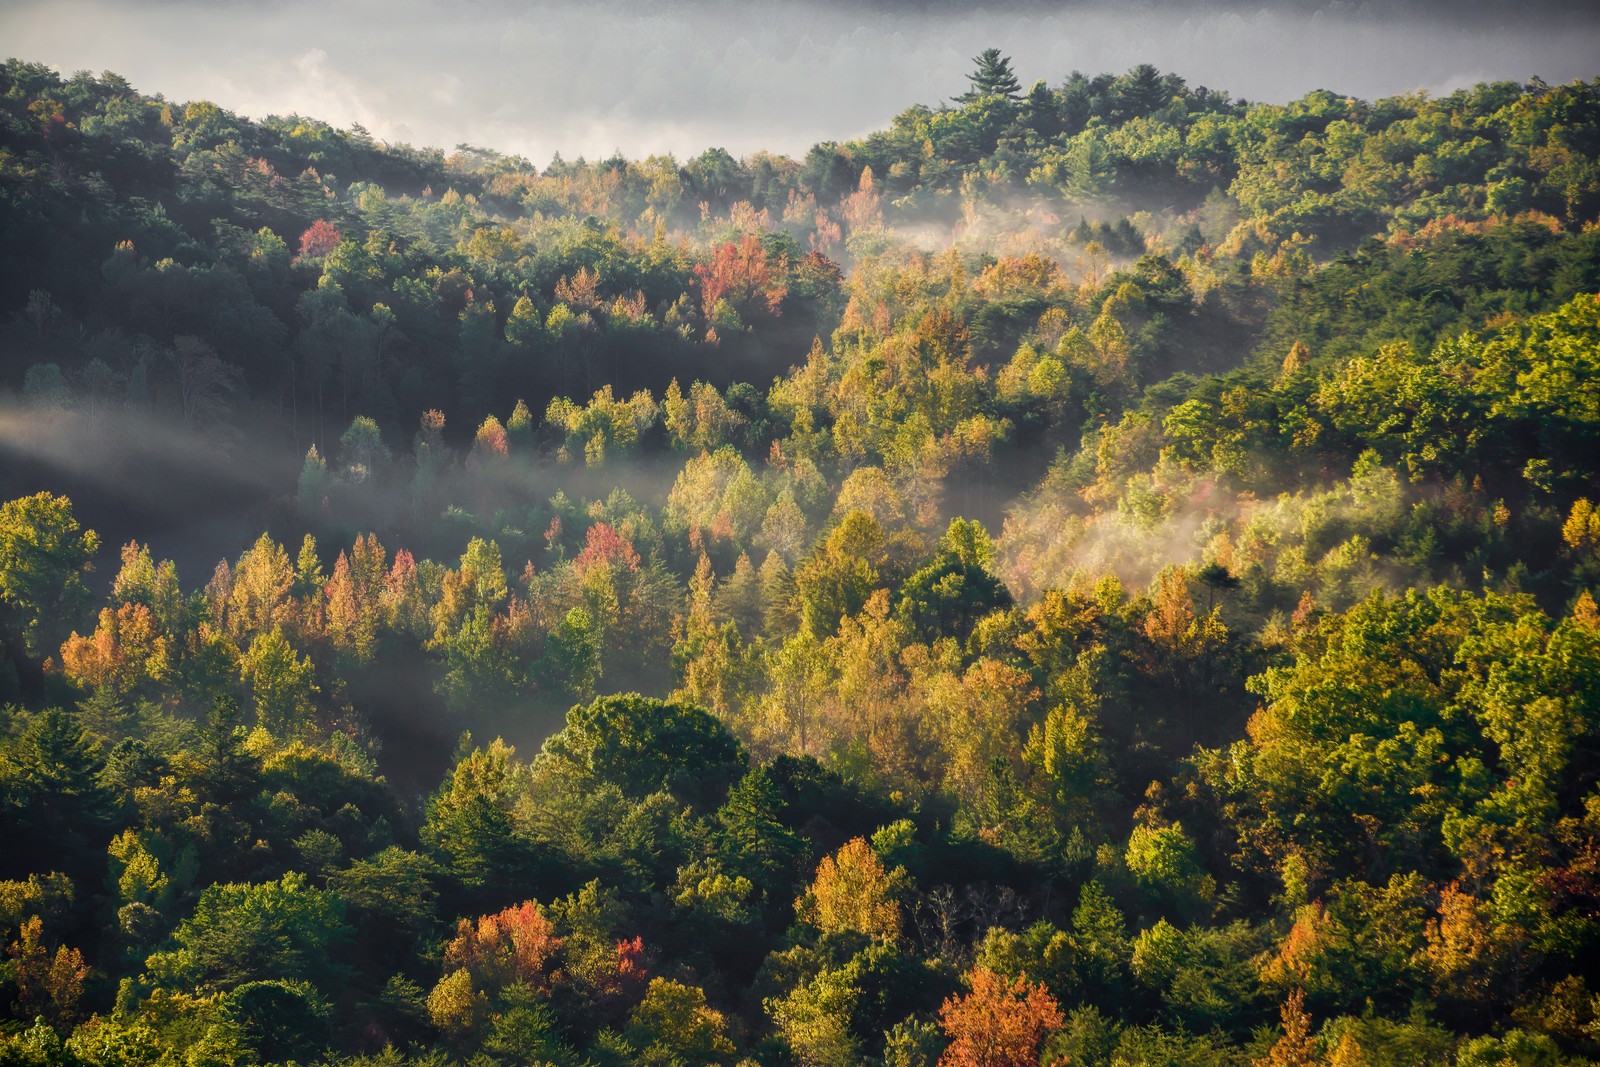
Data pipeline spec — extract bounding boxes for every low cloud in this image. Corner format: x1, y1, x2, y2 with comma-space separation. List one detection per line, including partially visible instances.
4, 0, 1596, 164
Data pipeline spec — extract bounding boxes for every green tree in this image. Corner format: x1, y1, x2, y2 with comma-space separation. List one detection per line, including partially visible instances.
223, 979, 331, 1064
0, 709, 113, 877
238, 626, 319, 738
541, 693, 746, 808
338, 415, 390, 481
896, 548, 1012, 645
960, 49, 1023, 102
1125, 820, 1216, 918
326, 848, 442, 975
423, 738, 546, 904
626, 978, 736, 1065
716, 765, 806, 891
145, 873, 352, 993
0, 493, 99, 660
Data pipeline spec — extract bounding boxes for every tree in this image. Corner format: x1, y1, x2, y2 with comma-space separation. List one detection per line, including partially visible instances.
545, 607, 601, 699
1253, 990, 1316, 1067
239, 626, 319, 738
1129, 919, 1271, 1034
470, 414, 509, 462
427, 966, 487, 1039
767, 962, 862, 1067
223, 979, 331, 1064
626, 978, 736, 1065
0, 493, 99, 661
541, 693, 746, 808
799, 838, 903, 943
144, 873, 351, 993
168, 335, 239, 431
423, 738, 545, 901
6, 916, 88, 1025
716, 765, 806, 890
1, 709, 113, 877
226, 533, 295, 639
960, 49, 1022, 102
896, 548, 1012, 645
693, 234, 788, 329
59, 602, 169, 703
545, 880, 647, 1016
1112, 63, 1175, 120
938, 967, 1064, 1067
1423, 882, 1528, 1015
433, 900, 563, 1014
1064, 881, 1132, 1009
505, 295, 542, 347
572, 522, 641, 576
338, 415, 389, 480
1125, 819, 1216, 917
326, 848, 441, 973
297, 219, 342, 260
795, 511, 889, 637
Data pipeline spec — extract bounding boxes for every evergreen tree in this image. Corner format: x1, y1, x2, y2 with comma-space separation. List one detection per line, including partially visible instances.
716, 766, 805, 892
1, 708, 114, 878
960, 48, 1023, 102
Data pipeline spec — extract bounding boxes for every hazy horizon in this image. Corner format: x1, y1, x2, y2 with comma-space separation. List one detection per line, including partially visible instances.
5, 0, 1599, 166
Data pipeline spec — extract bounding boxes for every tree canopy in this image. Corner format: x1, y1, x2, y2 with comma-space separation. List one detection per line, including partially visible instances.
2, 47, 1600, 1067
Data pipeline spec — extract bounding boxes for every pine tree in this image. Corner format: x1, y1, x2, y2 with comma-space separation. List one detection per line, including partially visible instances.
960, 49, 1023, 102
3, 708, 114, 876
717, 766, 805, 890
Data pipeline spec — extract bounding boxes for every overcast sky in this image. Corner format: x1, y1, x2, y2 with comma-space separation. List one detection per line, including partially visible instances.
4, 0, 1598, 164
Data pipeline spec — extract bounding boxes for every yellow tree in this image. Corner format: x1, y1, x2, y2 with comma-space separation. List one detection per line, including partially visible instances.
827, 591, 918, 785
799, 838, 903, 943
755, 630, 833, 758
7, 916, 88, 1026
919, 655, 1039, 807
1424, 881, 1527, 1012
625, 978, 735, 1064
227, 533, 295, 639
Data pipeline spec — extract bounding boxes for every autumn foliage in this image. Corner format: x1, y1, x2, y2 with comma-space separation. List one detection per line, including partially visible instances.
1253, 990, 1317, 1067
937, 967, 1064, 1067
6, 917, 88, 1026
799, 837, 902, 942
573, 521, 641, 576
443, 900, 563, 992
612, 934, 648, 997
6, 50, 1600, 1067
297, 218, 343, 259
693, 233, 788, 320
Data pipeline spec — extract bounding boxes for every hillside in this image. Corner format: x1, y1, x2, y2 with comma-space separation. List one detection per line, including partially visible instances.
1, 53, 1599, 1067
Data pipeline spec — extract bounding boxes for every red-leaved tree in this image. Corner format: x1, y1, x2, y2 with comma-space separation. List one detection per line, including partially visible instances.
692, 234, 788, 320
298, 219, 343, 259
443, 901, 564, 992
574, 522, 641, 577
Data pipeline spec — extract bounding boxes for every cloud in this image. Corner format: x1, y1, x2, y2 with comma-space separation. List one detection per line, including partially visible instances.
3, 0, 1596, 163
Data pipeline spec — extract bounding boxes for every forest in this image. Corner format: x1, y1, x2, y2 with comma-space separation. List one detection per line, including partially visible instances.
1, 44, 1599, 1066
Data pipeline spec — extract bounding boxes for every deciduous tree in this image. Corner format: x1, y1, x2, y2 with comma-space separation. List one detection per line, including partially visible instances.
937, 967, 1063, 1067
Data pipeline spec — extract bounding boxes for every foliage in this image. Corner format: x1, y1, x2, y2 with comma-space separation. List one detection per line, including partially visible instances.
0, 47, 1599, 1067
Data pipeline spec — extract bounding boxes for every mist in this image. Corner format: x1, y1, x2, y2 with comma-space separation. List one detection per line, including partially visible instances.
5, 0, 1597, 165
0, 401, 297, 587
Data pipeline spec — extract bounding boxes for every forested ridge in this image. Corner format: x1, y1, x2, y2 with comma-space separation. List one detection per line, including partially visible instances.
1, 48, 1600, 1066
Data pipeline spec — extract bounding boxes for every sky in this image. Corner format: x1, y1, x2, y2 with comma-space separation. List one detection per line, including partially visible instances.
2, 0, 1598, 165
